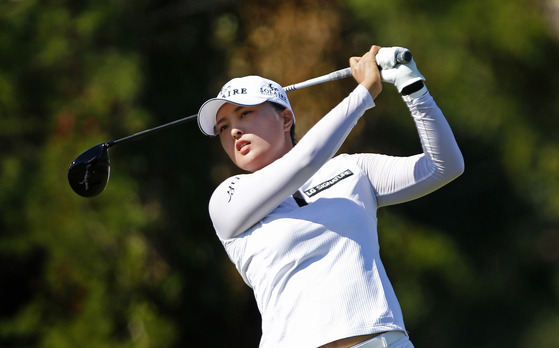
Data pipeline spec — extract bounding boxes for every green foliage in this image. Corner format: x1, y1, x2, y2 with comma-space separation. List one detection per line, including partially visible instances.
1, 0, 558, 347
0, 0, 178, 346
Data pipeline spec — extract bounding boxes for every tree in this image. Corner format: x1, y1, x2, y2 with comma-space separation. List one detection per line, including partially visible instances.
2, 0, 558, 347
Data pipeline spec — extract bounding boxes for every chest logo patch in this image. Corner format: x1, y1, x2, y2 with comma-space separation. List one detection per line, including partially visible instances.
303, 169, 354, 197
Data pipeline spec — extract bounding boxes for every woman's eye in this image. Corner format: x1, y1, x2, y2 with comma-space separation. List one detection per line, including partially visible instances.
241, 111, 251, 118
218, 125, 228, 133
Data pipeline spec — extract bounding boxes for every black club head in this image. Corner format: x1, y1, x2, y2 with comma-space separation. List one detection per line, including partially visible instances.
68, 143, 111, 197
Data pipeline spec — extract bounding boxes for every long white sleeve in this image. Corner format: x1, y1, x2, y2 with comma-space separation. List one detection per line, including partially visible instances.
209, 85, 375, 240
352, 90, 464, 207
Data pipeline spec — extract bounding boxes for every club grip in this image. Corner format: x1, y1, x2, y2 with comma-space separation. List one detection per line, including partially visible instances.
396, 49, 412, 64
283, 67, 351, 92
376, 47, 413, 69
327, 67, 353, 81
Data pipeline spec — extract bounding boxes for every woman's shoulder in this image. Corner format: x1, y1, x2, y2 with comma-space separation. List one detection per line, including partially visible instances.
311, 154, 370, 178
332, 153, 379, 166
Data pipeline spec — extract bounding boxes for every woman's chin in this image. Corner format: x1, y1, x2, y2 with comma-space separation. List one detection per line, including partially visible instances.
237, 157, 266, 173
235, 150, 278, 172
235, 157, 257, 173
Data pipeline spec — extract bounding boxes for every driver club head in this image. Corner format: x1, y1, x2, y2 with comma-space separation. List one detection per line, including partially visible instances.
68, 143, 111, 197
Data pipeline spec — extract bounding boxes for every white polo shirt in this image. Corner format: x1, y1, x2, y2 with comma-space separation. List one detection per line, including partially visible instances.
209, 85, 464, 347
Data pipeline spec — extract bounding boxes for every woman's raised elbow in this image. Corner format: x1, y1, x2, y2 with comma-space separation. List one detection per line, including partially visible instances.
447, 151, 465, 180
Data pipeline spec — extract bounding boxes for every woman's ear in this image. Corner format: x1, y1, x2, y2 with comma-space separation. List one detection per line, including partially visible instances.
281, 109, 294, 132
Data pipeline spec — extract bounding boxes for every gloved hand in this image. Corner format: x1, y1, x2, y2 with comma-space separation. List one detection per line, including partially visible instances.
377, 47, 425, 93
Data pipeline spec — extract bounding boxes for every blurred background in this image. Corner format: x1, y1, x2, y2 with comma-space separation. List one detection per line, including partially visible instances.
1, 0, 559, 347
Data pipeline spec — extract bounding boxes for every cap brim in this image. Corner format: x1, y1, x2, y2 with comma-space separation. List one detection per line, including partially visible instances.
197, 95, 269, 136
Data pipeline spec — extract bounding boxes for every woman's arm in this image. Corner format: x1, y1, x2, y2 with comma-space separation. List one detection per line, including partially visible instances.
353, 90, 464, 207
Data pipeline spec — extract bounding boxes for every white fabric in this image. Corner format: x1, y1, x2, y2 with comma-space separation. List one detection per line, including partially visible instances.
353, 331, 413, 348
208, 85, 464, 347
375, 47, 410, 70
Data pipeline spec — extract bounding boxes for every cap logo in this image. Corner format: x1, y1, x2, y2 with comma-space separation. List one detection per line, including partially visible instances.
219, 85, 247, 98
260, 83, 287, 102
198, 76, 294, 136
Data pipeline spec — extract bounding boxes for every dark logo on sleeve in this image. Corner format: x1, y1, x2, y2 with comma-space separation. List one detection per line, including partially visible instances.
227, 176, 240, 202
303, 169, 353, 197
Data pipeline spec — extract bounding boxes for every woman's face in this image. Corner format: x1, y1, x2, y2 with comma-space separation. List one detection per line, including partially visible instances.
216, 102, 294, 172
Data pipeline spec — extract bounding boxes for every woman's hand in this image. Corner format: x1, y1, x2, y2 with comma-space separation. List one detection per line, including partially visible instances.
349, 45, 383, 99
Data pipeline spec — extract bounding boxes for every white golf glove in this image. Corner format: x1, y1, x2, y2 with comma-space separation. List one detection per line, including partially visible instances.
377, 47, 425, 94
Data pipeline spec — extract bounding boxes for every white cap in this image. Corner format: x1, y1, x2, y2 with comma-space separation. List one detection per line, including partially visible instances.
198, 75, 294, 136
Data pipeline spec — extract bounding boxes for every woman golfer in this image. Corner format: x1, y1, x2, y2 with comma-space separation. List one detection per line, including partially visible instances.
197, 45, 464, 348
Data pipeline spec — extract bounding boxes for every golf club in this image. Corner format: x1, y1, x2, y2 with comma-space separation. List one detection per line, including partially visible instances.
68, 48, 412, 197
67, 115, 197, 197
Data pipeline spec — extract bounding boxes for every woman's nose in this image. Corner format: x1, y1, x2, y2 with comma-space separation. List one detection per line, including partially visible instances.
231, 128, 243, 140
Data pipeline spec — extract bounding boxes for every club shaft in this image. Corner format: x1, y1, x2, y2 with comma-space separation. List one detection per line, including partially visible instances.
106, 114, 197, 147
105, 49, 411, 147
283, 68, 352, 92
104, 68, 352, 147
